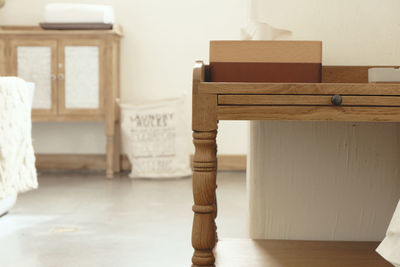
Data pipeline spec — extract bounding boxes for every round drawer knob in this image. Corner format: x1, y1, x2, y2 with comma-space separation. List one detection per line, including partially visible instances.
331, 94, 343, 106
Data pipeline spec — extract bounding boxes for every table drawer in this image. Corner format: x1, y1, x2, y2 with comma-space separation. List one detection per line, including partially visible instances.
218, 95, 400, 107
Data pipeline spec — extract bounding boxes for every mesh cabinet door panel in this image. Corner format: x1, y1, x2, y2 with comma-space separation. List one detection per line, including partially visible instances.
65, 46, 99, 109
17, 46, 52, 109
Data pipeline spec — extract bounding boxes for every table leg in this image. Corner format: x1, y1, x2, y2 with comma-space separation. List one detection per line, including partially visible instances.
191, 130, 218, 267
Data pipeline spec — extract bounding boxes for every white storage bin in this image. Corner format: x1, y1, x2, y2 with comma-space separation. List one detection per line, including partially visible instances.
120, 97, 191, 178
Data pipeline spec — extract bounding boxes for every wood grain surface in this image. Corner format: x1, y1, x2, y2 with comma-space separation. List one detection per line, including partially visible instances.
199, 82, 400, 95
215, 239, 390, 267
210, 41, 322, 63
218, 95, 400, 107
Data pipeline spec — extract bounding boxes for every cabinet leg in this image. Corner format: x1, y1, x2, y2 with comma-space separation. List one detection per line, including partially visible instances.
192, 130, 218, 267
113, 121, 121, 173
106, 135, 114, 178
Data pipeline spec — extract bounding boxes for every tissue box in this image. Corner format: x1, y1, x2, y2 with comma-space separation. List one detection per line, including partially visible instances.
209, 40, 322, 82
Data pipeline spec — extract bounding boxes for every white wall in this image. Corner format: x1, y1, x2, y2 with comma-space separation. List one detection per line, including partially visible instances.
248, 0, 400, 241
0, 0, 248, 155
252, 0, 400, 65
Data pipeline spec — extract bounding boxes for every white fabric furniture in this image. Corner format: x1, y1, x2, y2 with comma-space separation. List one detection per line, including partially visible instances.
0, 78, 37, 216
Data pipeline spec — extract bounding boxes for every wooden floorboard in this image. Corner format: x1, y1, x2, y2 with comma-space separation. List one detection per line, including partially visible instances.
215, 239, 390, 267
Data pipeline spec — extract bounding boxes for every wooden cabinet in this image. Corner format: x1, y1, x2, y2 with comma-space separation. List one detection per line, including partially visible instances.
0, 26, 123, 178
8, 38, 107, 118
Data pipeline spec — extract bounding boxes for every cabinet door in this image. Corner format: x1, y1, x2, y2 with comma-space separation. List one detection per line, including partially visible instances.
9, 39, 58, 116
58, 39, 105, 116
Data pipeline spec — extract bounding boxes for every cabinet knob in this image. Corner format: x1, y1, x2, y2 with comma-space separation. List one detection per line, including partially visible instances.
51, 74, 56, 81
57, 73, 65, 80
331, 94, 343, 106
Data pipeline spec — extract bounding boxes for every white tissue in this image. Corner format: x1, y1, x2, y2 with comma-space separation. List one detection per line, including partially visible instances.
240, 19, 292, 41
43, 4, 115, 24
377, 200, 400, 267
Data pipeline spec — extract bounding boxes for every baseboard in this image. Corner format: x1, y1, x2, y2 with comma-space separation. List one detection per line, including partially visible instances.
190, 154, 246, 171
35, 154, 247, 171
220, 154, 246, 171
35, 154, 106, 170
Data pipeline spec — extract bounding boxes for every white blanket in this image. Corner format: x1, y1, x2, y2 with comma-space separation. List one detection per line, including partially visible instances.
0, 77, 37, 199
44, 3, 115, 24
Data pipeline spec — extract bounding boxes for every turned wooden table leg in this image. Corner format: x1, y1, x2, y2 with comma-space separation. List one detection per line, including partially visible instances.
191, 61, 218, 267
192, 130, 218, 267
214, 182, 218, 243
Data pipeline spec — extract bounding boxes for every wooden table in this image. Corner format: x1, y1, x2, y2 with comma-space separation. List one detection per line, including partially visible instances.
191, 61, 398, 266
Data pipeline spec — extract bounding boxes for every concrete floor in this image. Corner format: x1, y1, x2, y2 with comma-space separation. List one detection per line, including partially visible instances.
0, 171, 247, 267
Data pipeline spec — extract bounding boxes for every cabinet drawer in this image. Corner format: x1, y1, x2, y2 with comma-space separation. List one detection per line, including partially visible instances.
218, 95, 400, 107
